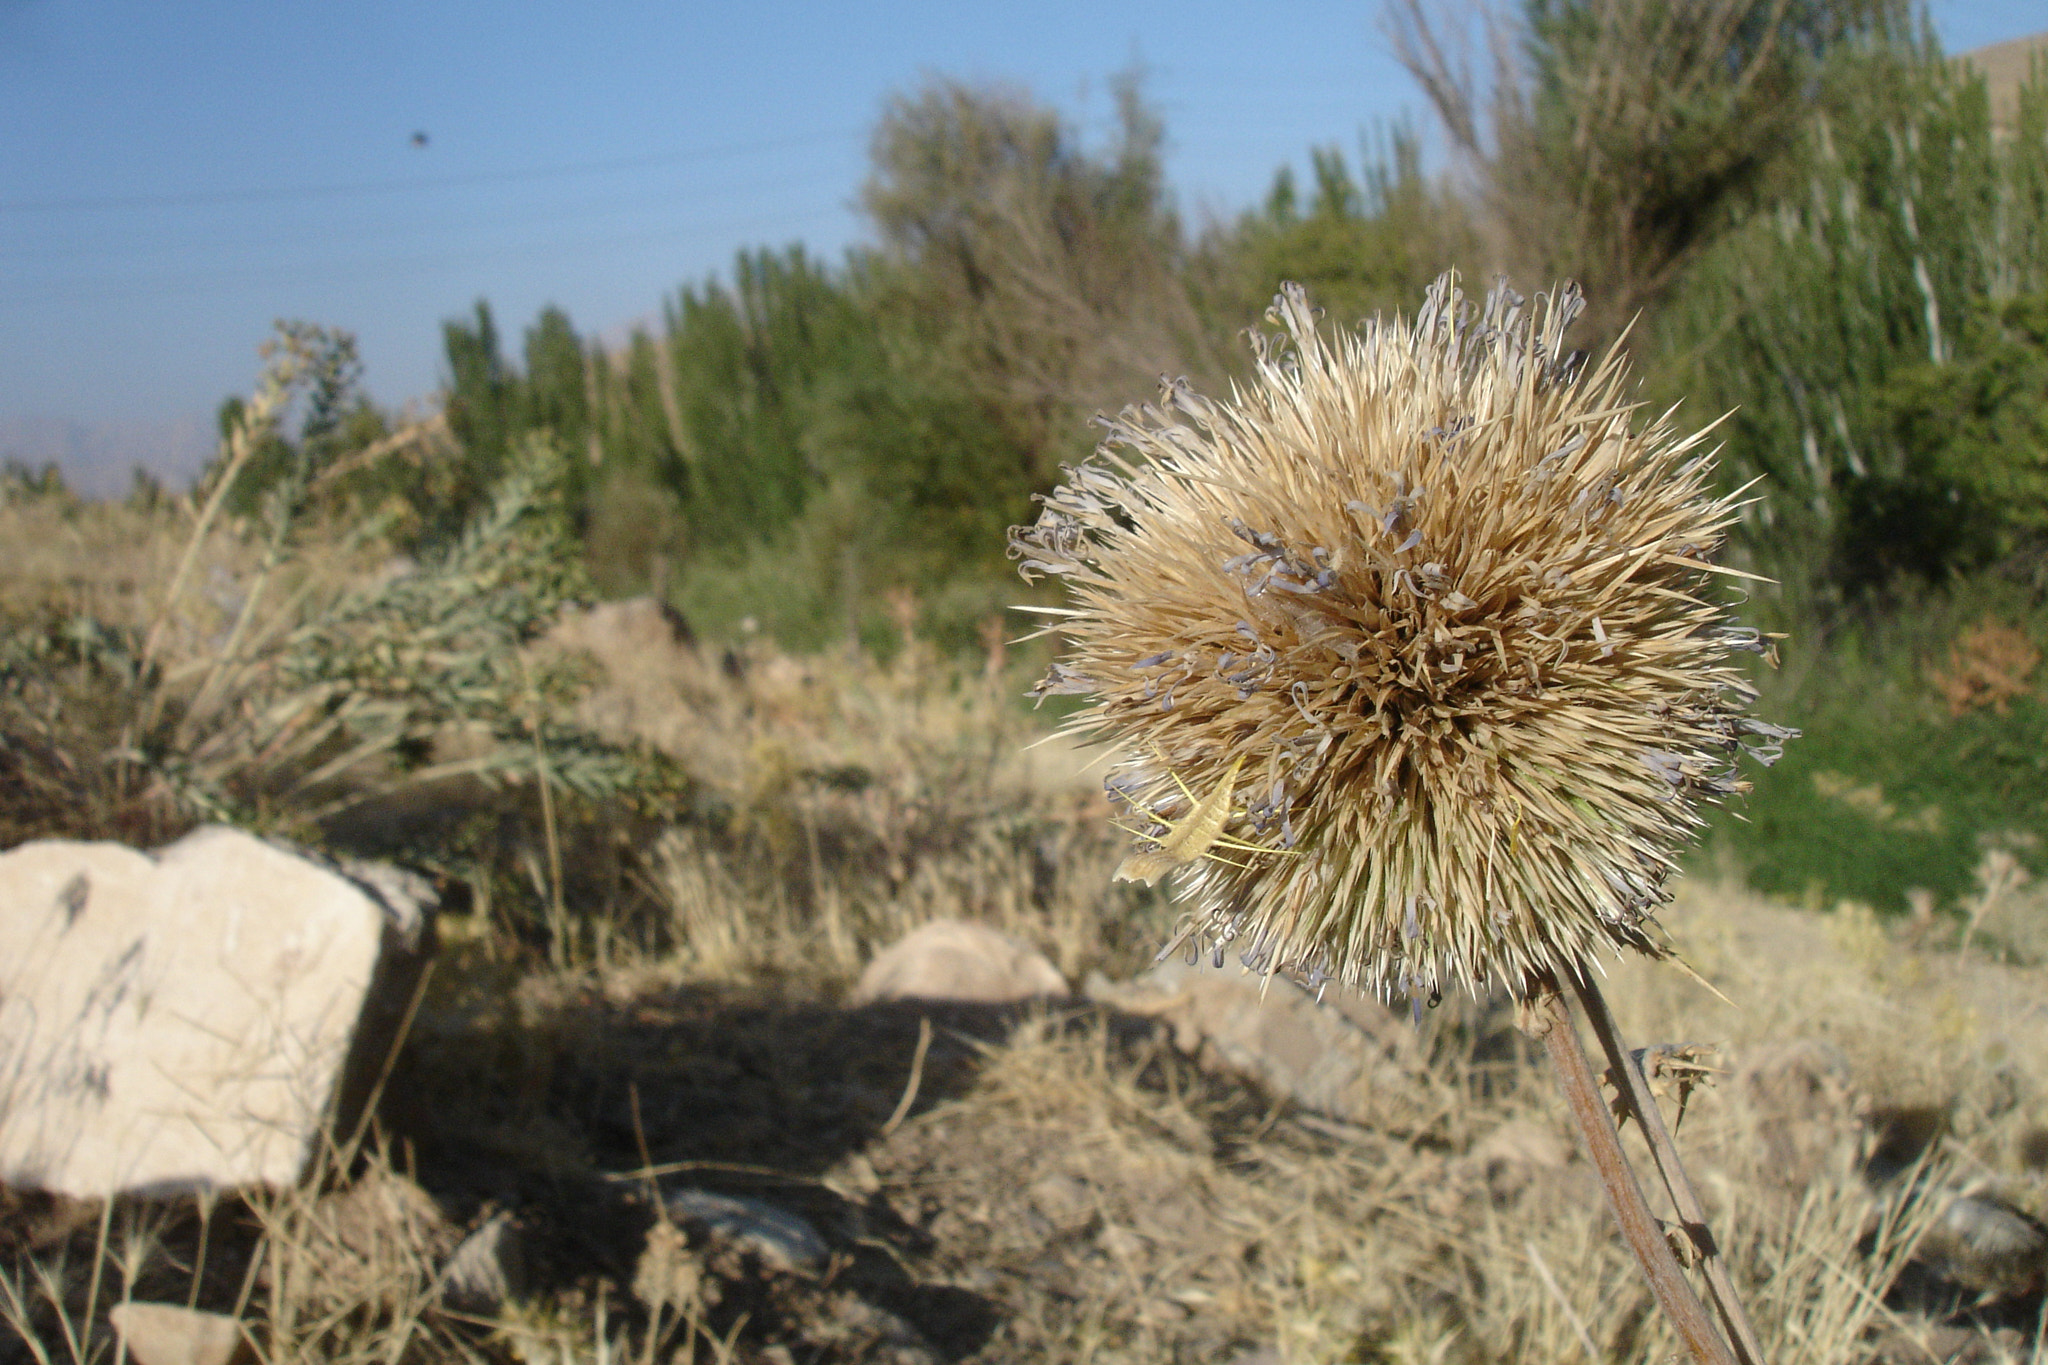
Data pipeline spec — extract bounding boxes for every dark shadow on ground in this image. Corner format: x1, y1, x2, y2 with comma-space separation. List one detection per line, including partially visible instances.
381, 977, 1122, 1359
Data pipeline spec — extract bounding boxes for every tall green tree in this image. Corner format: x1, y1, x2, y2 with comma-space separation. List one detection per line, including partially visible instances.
1657, 43, 2048, 589
1195, 126, 1471, 340
523, 307, 592, 459
660, 245, 858, 550
860, 73, 1209, 473
424, 300, 602, 548
442, 301, 516, 483
1389, 0, 1907, 346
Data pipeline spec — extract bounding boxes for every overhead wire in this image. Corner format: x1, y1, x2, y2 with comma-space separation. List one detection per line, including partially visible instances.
0, 204, 856, 310
0, 125, 871, 305
0, 126, 867, 214
0, 163, 853, 265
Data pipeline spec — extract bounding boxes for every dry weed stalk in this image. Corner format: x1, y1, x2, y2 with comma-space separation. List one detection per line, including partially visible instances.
1011, 275, 1795, 1363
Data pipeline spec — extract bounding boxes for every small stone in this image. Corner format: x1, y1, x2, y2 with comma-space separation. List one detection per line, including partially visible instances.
543, 597, 700, 744
1027, 1173, 1094, 1232
1089, 956, 1422, 1126
1471, 1118, 1569, 1170
1468, 1118, 1570, 1203
851, 920, 1067, 1005
666, 1190, 829, 1274
440, 1209, 527, 1314
314, 1168, 453, 1260
824, 1153, 881, 1198
803, 1289, 941, 1365
1097, 1225, 1146, 1261
108, 1302, 250, 1365
1738, 1039, 1861, 1185
1920, 1190, 2048, 1298
287, 1169, 458, 1318
551, 595, 695, 659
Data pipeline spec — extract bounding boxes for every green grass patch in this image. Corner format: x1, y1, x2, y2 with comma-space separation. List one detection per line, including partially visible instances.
1702, 601, 2048, 912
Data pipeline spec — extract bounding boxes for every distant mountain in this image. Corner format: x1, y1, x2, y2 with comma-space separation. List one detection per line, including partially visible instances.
0, 413, 215, 498
1959, 30, 2048, 138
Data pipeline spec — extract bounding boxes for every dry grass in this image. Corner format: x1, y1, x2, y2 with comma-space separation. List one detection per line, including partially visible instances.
9, 513, 2048, 1361
547, 608, 1164, 985
0, 494, 250, 635
0, 1138, 474, 1365
841, 892, 1980, 1365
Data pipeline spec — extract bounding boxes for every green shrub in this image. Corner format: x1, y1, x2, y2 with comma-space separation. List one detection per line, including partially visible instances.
1655, 37, 2048, 590
2, 330, 683, 959
1870, 292, 2048, 573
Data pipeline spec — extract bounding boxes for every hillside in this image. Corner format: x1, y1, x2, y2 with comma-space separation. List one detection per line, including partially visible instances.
1960, 29, 2048, 135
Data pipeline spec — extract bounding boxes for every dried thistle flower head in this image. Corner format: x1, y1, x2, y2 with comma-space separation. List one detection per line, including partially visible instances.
1010, 275, 1792, 1002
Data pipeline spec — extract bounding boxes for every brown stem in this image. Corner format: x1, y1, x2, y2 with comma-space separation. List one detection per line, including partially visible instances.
1525, 977, 1738, 1365
1568, 969, 1769, 1365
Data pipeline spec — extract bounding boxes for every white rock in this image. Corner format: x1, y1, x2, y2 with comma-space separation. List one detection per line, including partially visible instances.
851, 920, 1067, 1006
108, 1302, 249, 1365
0, 827, 431, 1198
440, 1209, 527, 1314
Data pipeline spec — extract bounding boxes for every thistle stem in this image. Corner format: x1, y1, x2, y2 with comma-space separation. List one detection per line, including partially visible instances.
1527, 977, 1738, 1365
1568, 969, 1768, 1365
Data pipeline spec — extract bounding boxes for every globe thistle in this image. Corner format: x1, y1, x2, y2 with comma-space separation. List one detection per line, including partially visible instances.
1011, 275, 1791, 1004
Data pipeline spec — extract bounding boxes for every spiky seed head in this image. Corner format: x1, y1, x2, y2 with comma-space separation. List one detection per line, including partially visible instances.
1009, 275, 1792, 1002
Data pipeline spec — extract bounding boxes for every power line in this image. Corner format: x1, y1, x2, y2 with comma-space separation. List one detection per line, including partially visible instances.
0, 127, 865, 214
0, 164, 849, 264
0, 206, 858, 310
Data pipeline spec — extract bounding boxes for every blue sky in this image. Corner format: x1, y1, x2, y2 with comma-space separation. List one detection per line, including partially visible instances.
0, 1, 2040, 491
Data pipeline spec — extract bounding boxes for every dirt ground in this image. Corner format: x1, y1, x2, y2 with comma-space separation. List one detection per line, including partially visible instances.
10, 575, 2048, 1362
18, 870, 2048, 1364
